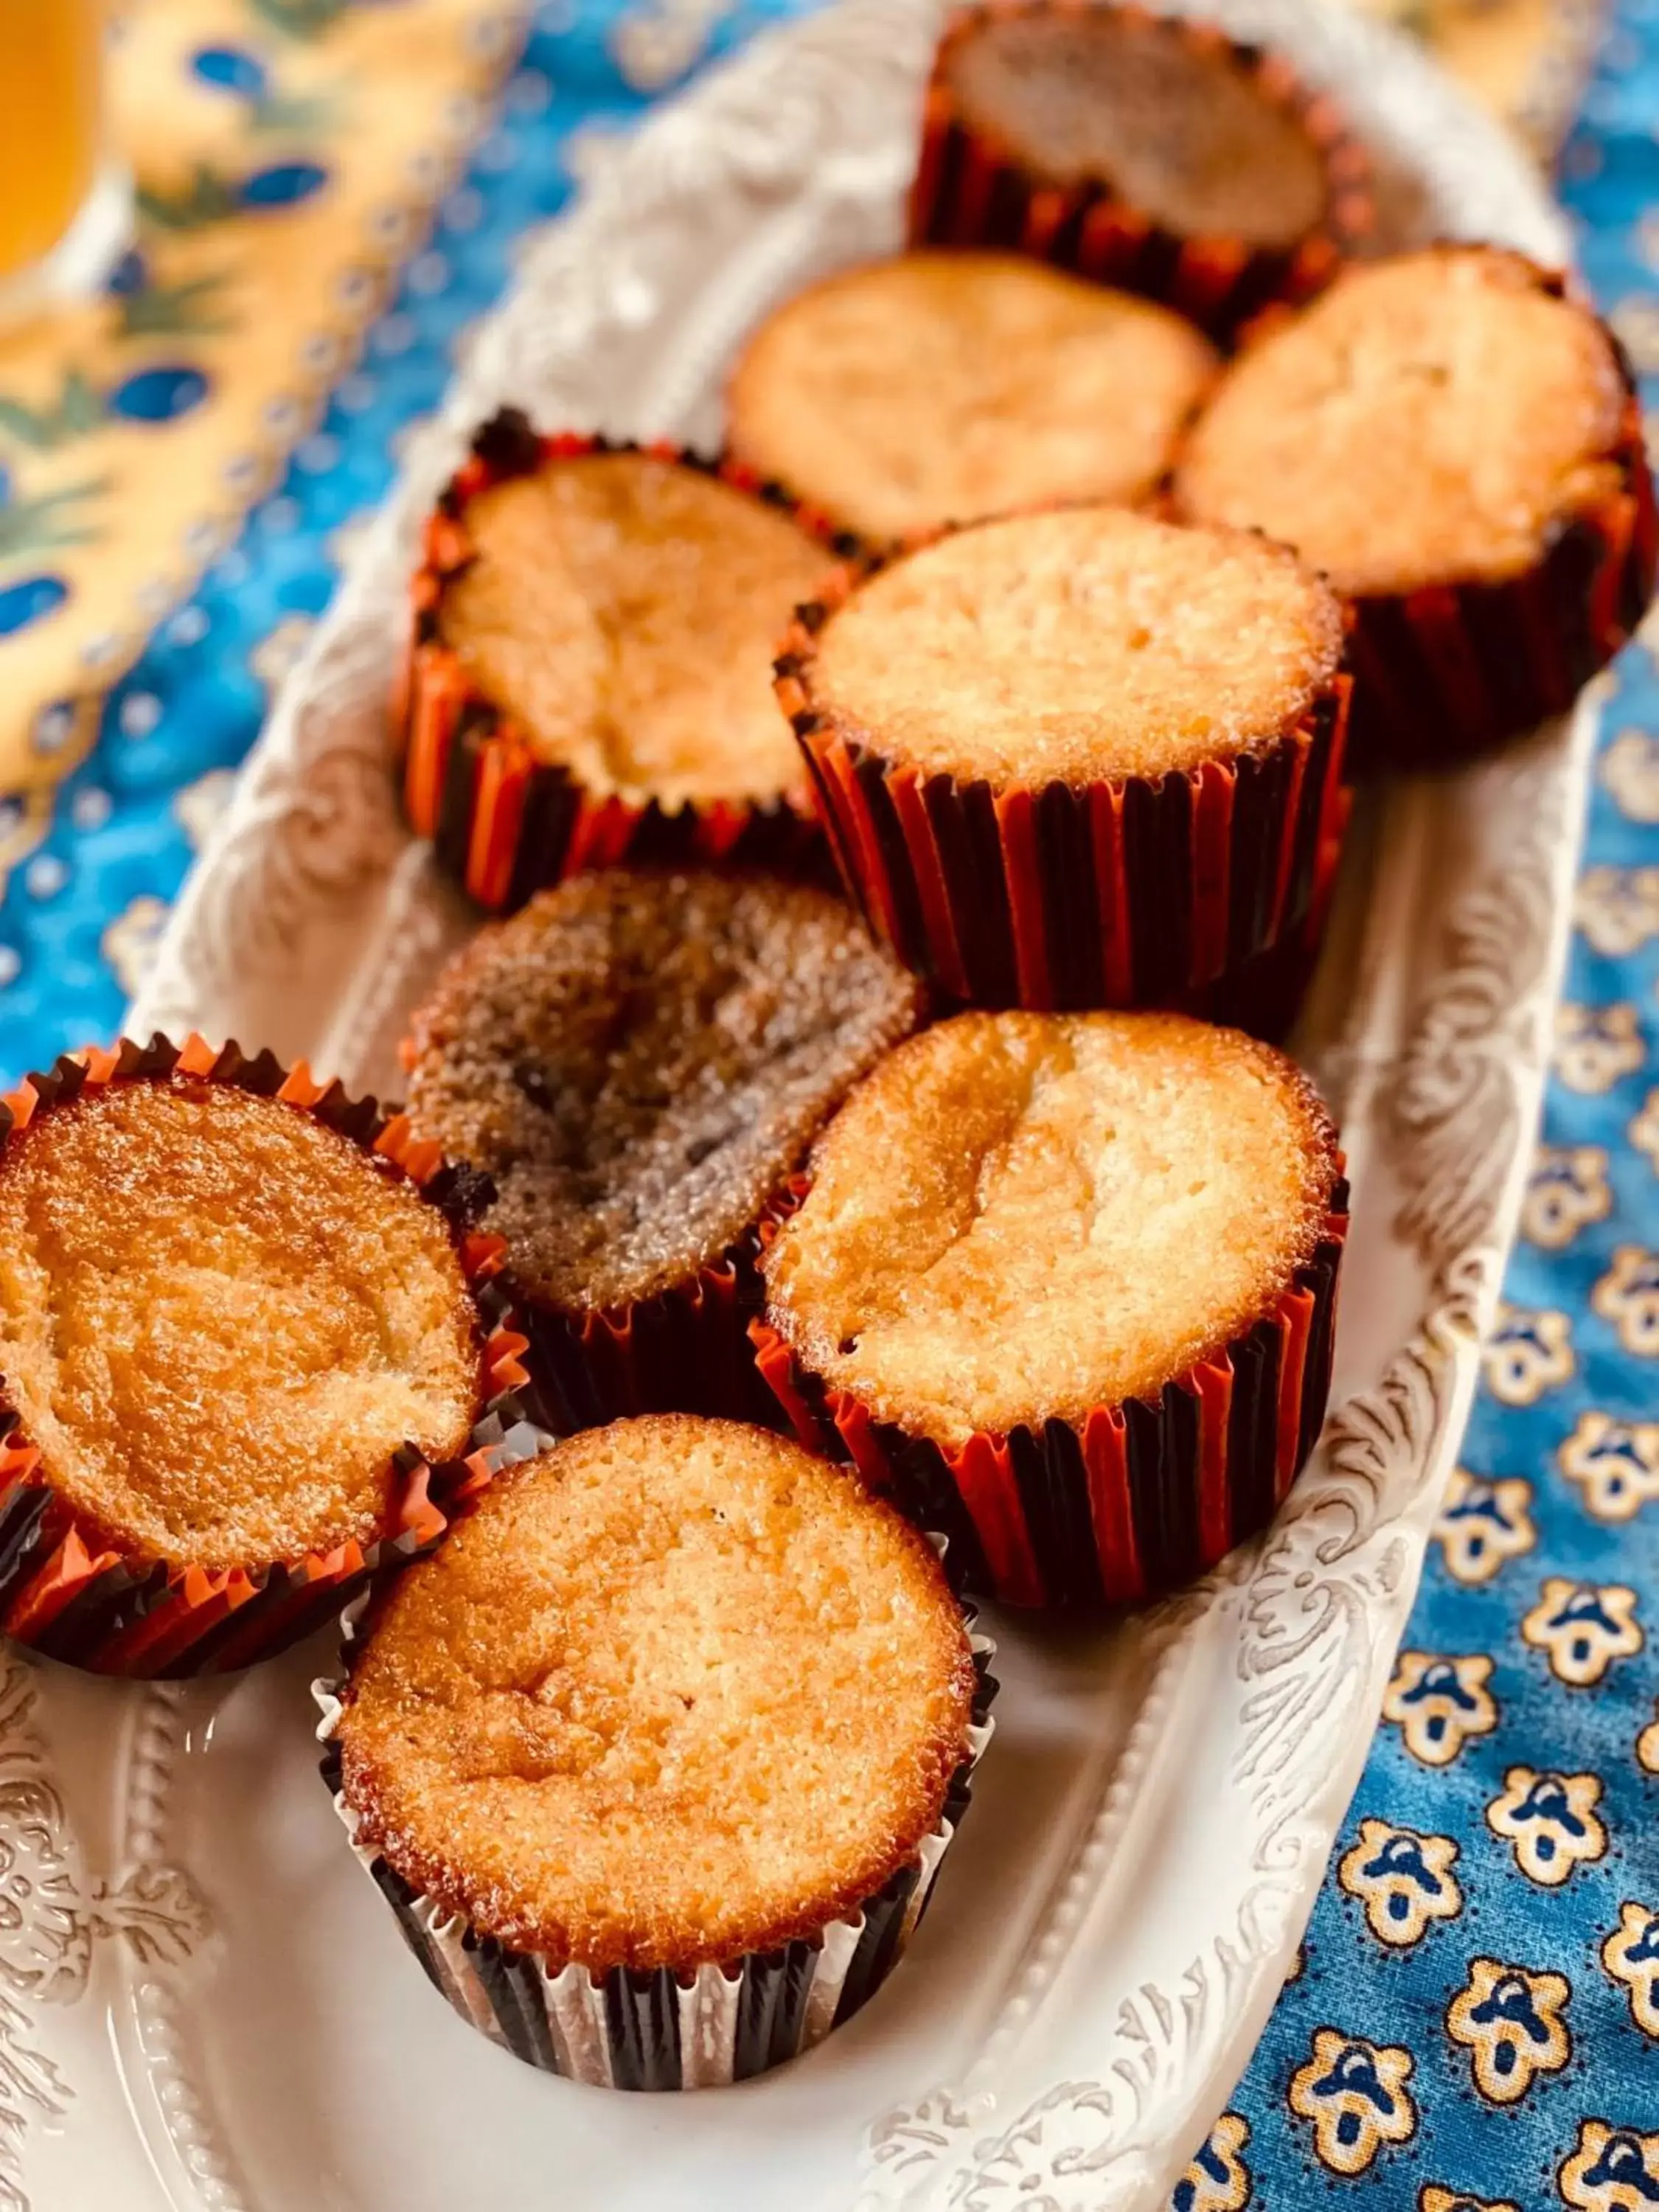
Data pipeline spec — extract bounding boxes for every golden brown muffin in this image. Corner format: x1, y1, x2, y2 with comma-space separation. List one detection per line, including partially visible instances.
0, 1074, 482, 1571
1175, 247, 1631, 597
726, 253, 1217, 542
803, 504, 1344, 786
762, 1009, 1340, 1447
942, 4, 1330, 248
437, 448, 830, 810
404, 870, 924, 1317
334, 1416, 978, 1971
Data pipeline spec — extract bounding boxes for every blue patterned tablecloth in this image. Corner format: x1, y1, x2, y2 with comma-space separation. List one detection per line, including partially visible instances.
3, 4, 1658, 2204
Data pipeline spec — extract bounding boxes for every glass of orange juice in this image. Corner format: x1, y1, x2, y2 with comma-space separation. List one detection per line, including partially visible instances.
0, 0, 130, 319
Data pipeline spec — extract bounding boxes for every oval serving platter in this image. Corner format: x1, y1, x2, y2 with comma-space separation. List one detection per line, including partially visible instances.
7, 3, 1592, 2208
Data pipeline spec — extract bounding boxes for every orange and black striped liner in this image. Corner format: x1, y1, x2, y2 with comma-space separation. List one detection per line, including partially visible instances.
775, 550, 1352, 1014
0, 1034, 529, 1679
908, 0, 1374, 338
396, 409, 852, 913
751, 1176, 1349, 1610
1338, 296, 1658, 768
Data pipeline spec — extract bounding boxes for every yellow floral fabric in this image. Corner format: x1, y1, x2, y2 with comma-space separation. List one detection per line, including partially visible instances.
0, 0, 520, 799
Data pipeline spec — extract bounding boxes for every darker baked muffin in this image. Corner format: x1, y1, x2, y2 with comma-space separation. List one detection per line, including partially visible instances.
777, 504, 1350, 1014
398, 411, 842, 910
0, 1036, 517, 1677
909, 0, 1372, 335
319, 1415, 995, 2089
402, 869, 925, 1430
1174, 246, 1658, 762
754, 1010, 1347, 1608
726, 251, 1217, 542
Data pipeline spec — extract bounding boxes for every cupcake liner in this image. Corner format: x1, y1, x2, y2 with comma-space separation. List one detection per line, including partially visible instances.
1181, 783, 1349, 1041
398, 414, 849, 912
1343, 361, 1657, 768
751, 1177, 1349, 1609
908, 0, 1374, 338
0, 1034, 528, 1680
503, 1180, 812, 1435
313, 1516, 998, 2090
776, 566, 1351, 1011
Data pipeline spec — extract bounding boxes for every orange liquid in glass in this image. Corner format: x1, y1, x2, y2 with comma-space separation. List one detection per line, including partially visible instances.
0, 0, 102, 282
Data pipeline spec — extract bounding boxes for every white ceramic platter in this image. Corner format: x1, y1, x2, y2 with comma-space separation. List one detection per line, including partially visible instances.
9, 4, 1588, 2207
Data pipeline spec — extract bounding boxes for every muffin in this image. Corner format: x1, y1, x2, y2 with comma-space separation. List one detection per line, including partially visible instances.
398, 411, 843, 911
776, 504, 1351, 1012
726, 251, 1217, 543
910, 0, 1373, 336
402, 870, 925, 1430
316, 1415, 995, 2088
0, 1035, 522, 1677
754, 1011, 1348, 1607
1175, 247, 1658, 763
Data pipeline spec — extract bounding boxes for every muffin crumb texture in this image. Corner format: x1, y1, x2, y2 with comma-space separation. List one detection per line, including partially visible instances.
1175, 247, 1630, 595
765, 1010, 1339, 1444
438, 452, 829, 805
810, 506, 1343, 785
728, 252, 1217, 541
0, 1079, 480, 1568
404, 871, 924, 1312
337, 1416, 975, 1970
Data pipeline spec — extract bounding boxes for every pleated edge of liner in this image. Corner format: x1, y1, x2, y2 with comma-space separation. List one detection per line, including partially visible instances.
309, 1518, 998, 2090
470, 1172, 817, 1432
773, 535, 1354, 1004
746, 1169, 1352, 1607
0, 1031, 533, 1678
394, 408, 863, 904
909, 0, 1377, 313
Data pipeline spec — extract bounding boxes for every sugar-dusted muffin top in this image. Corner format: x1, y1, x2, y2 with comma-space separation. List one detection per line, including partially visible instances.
803, 505, 1343, 786
727, 253, 1217, 542
945, 4, 1330, 247
403, 870, 925, 1313
1175, 247, 1631, 597
437, 451, 830, 807
335, 1416, 976, 1970
0, 1079, 481, 1568
764, 1010, 1340, 1445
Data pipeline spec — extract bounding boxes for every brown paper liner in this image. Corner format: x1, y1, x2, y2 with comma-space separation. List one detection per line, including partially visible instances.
1341, 349, 1658, 768
494, 1178, 813, 1436
0, 1034, 529, 1680
776, 562, 1351, 1011
397, 412, 849, 912
751, 1177, 1349, 1610
908, 0, 1374, 339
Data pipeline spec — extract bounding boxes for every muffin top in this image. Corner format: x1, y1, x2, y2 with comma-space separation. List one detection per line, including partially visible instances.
0, 1078, 481, 1569
800, 505, 1343, 786
943, 4, 1332, 248
727, 252, 1217, 542
334, 1416, 977, 1970
437, 451, 830, 807
764, 1010, 1340, 1445
403, 870, 925, 1313
1175, 248, 1631, 596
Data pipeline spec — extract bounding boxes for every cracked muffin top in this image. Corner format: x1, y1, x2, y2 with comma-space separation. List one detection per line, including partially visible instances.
942, 4, 1333, 248
762, 1009, 1340, 1445
436, 450, 831, 808
333, 1415, 977, 1970
1174, 247, 1632, 596
403, 870, 925, 1313
727, 252, 1217, 542
0, 1077, 482, 1569
799, 504, 1344, 786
